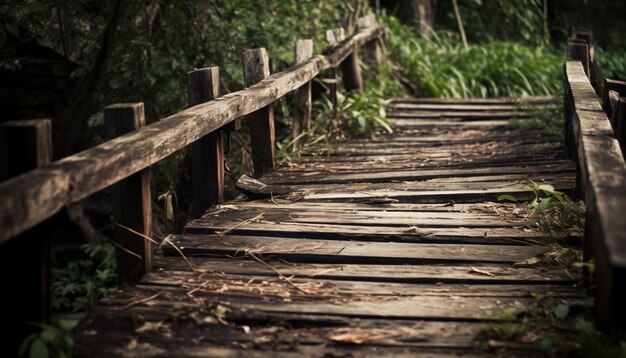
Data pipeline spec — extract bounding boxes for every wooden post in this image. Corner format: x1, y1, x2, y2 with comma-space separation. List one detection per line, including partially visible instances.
339, 32, 364, 92
187, 67, 224, 216
602, 79, 626, 118
293, 39, 313, 150
562, 64, 575, 158
324, 29, 344, 116
243, 48, 275, 178
0, 119, 52, 354
567, 40, 590, 79
357, 15, 383, 68
104, 103, 152, 283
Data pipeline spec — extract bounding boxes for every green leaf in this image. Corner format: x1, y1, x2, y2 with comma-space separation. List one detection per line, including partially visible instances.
19, 334, 37, 356
59, 319, 79, 331
575, 318, 594, 336
497, 194, 519, 203
540, 337, 553, 353
39, 328, 57, 343
29, 339, 49, 358
554, 304, 569, 319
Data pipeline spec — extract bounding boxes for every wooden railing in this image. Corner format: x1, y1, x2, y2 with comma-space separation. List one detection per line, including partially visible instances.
0, 14, 383, 342
564, 33, 626, 331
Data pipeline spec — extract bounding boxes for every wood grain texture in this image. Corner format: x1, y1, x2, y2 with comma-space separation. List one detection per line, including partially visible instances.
293, 39, 313, 150
188, 67, 225, 216
566, 61, 626, 329
105, 103, 153, 283
244, 48, 276, 177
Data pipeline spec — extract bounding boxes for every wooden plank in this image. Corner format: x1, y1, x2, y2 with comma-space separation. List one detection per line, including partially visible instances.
188, 67, 225, 216
261, 163, 575, 185
104, 103, 153, 283
153, 256, 573, 284
387, 110, 530, 119
566, 61, 626, 330
0, 25, 385, 244
390, 96, 558, 105
140, 271, 579, 297
185, 219, 550, 244
164, 234, 549, 264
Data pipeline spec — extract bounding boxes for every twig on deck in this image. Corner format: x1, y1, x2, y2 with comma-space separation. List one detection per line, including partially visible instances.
246, 252, 310, 294
216, 212, 265, 236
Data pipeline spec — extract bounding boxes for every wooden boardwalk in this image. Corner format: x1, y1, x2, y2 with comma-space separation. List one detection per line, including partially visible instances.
75, 97, 582, 357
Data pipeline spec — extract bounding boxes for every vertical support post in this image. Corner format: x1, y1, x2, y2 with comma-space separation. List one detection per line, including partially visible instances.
357, 15, 383, 69
105, 103, 152, 283
243, 48, 275, 178
293, 39, 313, 151
0, 119, 52, 354
340, 34, 363, 92
567, 40, 590, 79
602, 79, 626, 118
563, 64, 575, 158
324, 29, 343, 115
188, 67, 224, 216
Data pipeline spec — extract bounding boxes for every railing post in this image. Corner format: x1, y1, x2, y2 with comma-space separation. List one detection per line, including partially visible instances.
339, 30, 364, 92
357, 15, 383, 69
0, 119, 52, 354
602, 79, 626, 118
567, 39, 590, 79
243, 48, 275, 178
293, 39, 313, 150
324, 29, 344, 115
615, 98, 626, 158
104, 103, 152, 283
187, 67, 224, 216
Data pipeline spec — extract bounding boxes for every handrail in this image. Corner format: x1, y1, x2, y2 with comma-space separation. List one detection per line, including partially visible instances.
0, 24, 384, 244
564, 60, 626, 330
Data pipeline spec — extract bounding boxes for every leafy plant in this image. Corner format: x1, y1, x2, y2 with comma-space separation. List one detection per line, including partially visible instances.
51, 243, 117, 312
499, 182, 585, 242
19, 319, 78, 358
481, 295, 626, 357
383, 14, 562, 98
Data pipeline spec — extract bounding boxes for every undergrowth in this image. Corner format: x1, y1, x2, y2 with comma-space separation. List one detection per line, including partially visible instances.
51, 243, 117, 313
383, 15, 562, 98
481, 294, 626, 357
488, 184, 626, 356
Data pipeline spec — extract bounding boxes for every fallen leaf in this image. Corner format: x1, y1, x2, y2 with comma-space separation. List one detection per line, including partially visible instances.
515, 255, 542, 266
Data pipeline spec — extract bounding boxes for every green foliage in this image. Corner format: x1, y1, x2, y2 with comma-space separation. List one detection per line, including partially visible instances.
595, 48, 626, 81
51, 243, 117, 312
481, 295, 626, 357
383, 15, 562, 98
19, 319, 78, 358
499, 182, 585, 242
437, 0, 548, 45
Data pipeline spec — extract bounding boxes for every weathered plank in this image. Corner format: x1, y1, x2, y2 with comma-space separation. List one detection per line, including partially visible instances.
153, 256, 574, 284
164, 234, 549, 264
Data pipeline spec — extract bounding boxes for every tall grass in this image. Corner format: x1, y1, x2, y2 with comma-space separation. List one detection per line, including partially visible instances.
384, 16, 563, 98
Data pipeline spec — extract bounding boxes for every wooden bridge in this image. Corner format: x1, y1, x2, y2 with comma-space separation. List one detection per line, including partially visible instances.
1, 16, 625, 357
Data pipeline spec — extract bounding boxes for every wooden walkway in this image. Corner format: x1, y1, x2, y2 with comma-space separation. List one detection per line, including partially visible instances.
75, 97, 582, 356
